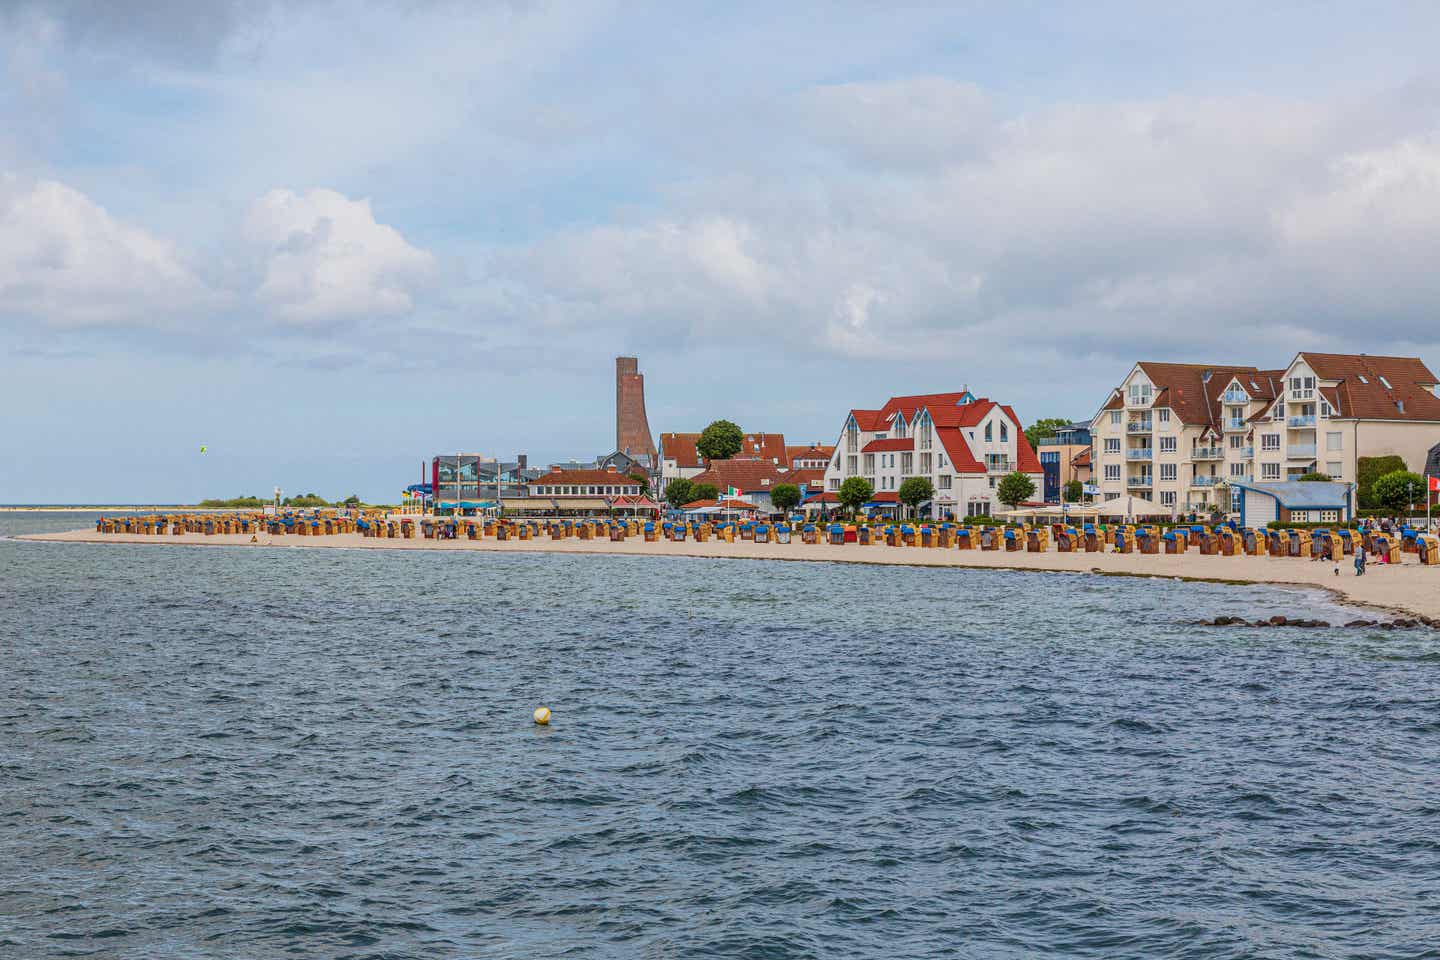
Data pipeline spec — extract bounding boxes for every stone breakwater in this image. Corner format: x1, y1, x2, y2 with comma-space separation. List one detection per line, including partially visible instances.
1205, 614, 1437, 630
22, 526, 1440, 625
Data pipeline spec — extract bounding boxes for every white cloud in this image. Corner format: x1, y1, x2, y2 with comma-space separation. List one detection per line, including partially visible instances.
243, 187, 433, 324
0, 173, 210, 326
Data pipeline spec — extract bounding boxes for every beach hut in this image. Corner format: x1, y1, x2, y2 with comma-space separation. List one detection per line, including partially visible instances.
827, 523, 846, 545
1417, 534, 1440, 565
1218, 528, 1238, 555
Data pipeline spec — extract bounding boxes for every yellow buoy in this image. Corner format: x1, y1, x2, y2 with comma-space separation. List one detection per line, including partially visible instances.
533, 706, 551, 725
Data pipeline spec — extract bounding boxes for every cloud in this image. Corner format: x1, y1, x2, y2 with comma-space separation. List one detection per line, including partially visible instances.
471, 79, 1440, 367
0, 173, 211, 327
242, 187, 434, 325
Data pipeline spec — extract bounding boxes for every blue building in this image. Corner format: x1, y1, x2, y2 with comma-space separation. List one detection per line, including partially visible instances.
1037, 422, 1093, 502
1230, 480, 1354, 528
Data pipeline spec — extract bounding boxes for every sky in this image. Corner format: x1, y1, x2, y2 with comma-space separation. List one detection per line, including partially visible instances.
5, 1, 1440, 502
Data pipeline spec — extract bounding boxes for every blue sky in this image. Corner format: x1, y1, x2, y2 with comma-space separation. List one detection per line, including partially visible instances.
5, 1, 1440, 502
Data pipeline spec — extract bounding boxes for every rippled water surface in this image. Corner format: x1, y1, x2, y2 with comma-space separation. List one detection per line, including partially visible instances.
3, 511, 1439, 959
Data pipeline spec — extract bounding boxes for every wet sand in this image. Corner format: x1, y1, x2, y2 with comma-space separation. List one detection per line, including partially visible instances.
22, 527, 1440, 622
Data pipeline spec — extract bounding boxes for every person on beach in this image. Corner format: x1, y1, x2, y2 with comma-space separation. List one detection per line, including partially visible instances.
1355, 544, 1367, 576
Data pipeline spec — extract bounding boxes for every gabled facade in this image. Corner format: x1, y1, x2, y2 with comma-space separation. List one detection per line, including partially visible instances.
658, 430, 792, 486
821, 390, 1043, 518
1091, 353, 1440, 515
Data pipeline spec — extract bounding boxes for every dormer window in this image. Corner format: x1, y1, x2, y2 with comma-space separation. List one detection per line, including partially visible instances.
1379, 375, 1392, 389
984, 422, 993, 442
1358, 375, 1368, 384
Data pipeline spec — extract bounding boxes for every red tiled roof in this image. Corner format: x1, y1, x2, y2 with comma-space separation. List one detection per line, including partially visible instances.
936, 426, 985, 474
1135, 362, 1266, 427
878, 392, 975, 425
738, 432, 788, 463
1002, 405, 1043, 473
870, 492, 898, 502
659, 432, 703, 468
803, 492, 840, 503
1072, 448, 1091, 467
784, 468, 827, 489
682, 498, 759, 511
1299, 353, 1440, 421
1102, 392, 1124, 412
786, 443, 835, 464
862, 437, 914, 453
850, 409, 885, 431
687, 458, 787, 493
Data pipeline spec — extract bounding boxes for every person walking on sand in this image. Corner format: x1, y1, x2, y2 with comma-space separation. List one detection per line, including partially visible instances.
1355, 543, 1367, 576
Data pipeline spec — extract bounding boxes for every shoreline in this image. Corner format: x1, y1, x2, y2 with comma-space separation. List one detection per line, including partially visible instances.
19, 527, 1440, 624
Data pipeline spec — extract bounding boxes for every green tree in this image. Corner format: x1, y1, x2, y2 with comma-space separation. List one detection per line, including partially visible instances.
283, 493, 328, 508
663, 478, 695, 508
1296, 472, 1331, 482
341, 494, 362, 506
996, 471, 1037, 510
769, 482, 802, 514
1024, 417, 1071, 449
691, 483, 719, 503
1357, 455, 1406, 508
1062, 479, 1084, 503
837, 476, 874, 517
1372, 470, 1425, 513
628, 472, 651, 498
696, 419, 744, 461
897, 476, 934, 518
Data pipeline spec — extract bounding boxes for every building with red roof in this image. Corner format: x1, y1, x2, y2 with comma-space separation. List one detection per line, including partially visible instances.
1090, 352, 1440, 515
821, 389, 1044, 518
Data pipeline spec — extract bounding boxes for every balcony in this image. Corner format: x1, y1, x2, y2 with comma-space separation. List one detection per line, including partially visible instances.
1126, 475, 1153, 488
1126, 448, 1153, 460
985, 460, 1012, 474
1192, 447, 1224, 460
1242, 446, 1254, 458
1286, 444, 1317, 459
1288, 415, 1316, 428
1224, 418, 1247, 431
1222, 390, 1249, 404
1191, 475, 1220, 487
1127, 421, 1153, 434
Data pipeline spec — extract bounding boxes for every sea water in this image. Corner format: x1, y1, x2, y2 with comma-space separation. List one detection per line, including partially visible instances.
2, 512, 1438, 958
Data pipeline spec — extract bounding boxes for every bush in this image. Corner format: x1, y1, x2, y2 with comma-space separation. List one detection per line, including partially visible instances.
1296, 472, 1331, 482
996, 471, 1037, 508
1372, 470, 1426, 512
664, 478, 695, 508
1357, 455, 1406, 508
769, 483, 801, 513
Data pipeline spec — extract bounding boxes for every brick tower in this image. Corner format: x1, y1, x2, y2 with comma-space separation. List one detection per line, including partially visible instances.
615, 356, 658, 464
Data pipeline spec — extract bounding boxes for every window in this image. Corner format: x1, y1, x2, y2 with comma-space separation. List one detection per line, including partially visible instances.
939, 475, 952, 489
1291, 510, 1311, 523
1000, 422, 1009, 442
864, 454, 875, 474
1110, 411, 1122, 425
1128, 383, 1153, 405
1326, 432, 1342, 451
1158, 408, 1171, 424
1105, 438, 1121, 453
1327, 461, 1342, 476
1229, 434, 1244, 449
901, 452, 913, 474
1320, 400, 1330, 417
984, 422, 993, 442
1159, 436, 1176, 453
1105, 464, 1121, 481
1230, 463, 1247, 477
847, 456, 858, 474
829, 478, 840, 491
1262, 434, 1280, 451
1357, 375, 1368, 384
919, 453, 931, 474
1159, 463, 1177, 481
1262, 463, 1280, 479
846, 422, 858, 452
1160, 491, 1176, 506
1379, 376, 1391, 389
1320, 510, 1339, 522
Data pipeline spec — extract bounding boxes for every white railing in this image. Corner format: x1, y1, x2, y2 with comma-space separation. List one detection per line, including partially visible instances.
1126, 448, 1153, 460
1192, 447, 1224, 459
1191, 475, 1219, 487
1127, 421, 1153, 433
1287, 444, 1317, 458
1127, 475, 1153, 487
1288, 415, 1316, 428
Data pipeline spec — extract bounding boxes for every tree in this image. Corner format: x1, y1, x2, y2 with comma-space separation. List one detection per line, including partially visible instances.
1062, 479, 1084, 503
996, 471, 1036, 510
1296, 472, 1331, 482
341, 494, 362, 506
691, 483, 719, 503
663, 478, 695, 508
897, 476, 934, 518
837, 476, 874, 517
628, 472, 651, 498
696, 419, 744, 462
1358, 455, 1406, 508
1024, 418, 1071, 449
770, 483, 801, 514
1372, 470, 1425, 513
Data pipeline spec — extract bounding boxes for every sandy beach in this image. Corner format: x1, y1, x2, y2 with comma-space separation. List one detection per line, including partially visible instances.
21, 526, 1440, 623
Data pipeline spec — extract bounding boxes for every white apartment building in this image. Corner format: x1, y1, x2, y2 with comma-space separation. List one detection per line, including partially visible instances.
1091, 354, 1440, 514
821, 391, 1044, 517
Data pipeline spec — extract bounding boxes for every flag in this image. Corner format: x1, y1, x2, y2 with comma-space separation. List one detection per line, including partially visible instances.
726, 485, 739, 498
1430, 476, 1439, 492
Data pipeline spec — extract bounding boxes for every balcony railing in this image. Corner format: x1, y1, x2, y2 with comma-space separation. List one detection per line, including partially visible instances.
1242, 446, 1254, 458
1126, 475, 1153, 487
1225, 418, 1246, 431
1191, 475, 1220, 487
1288, 415, 1316, 428
1126, 448, 1153, 460
985, 460, 1012, 474
1127, 421, 1153, 433
1192, 447, 1224, 460
1286, 444, 1317, 459
1222, 391, 1249, 404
